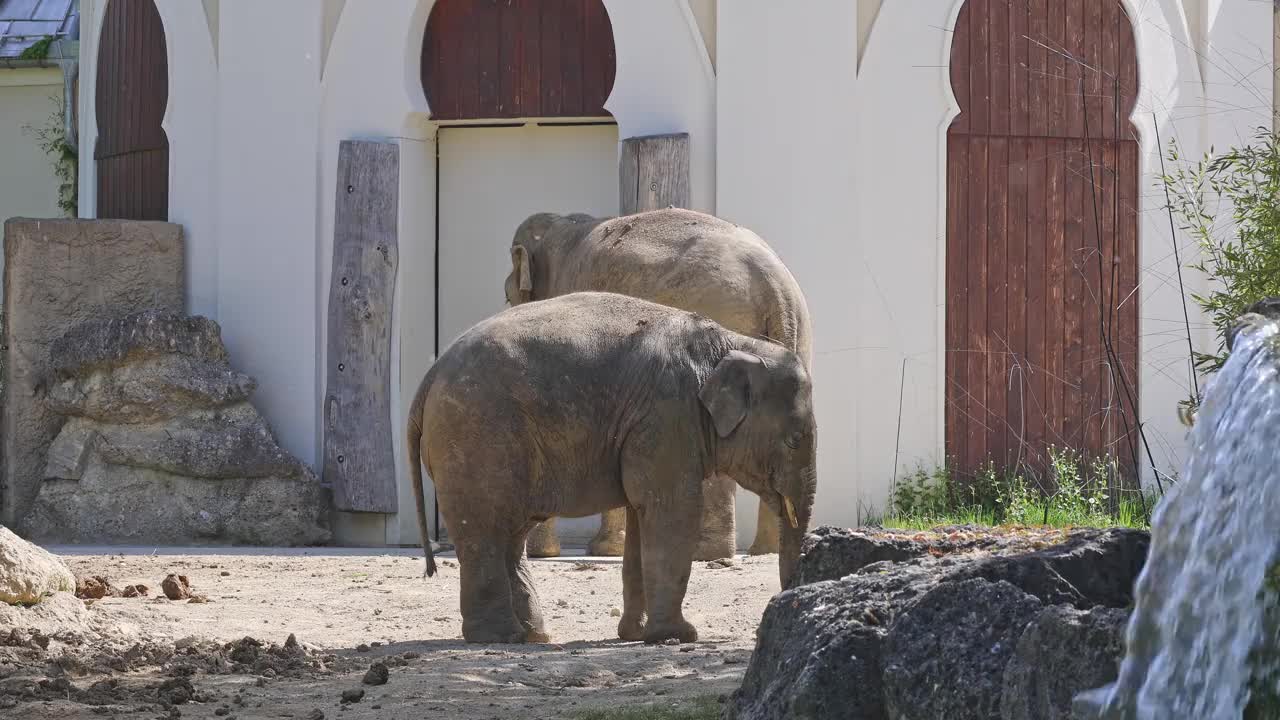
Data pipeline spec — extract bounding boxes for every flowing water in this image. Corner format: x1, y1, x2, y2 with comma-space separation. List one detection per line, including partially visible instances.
1075, 315, 1280, 719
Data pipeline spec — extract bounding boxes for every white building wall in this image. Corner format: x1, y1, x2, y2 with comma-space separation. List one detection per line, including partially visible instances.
716, 0, 861, 536
213, 0, 323, 466
68, 1, 1276, 544
0, 69, 65, 300
0, 71, 64, 225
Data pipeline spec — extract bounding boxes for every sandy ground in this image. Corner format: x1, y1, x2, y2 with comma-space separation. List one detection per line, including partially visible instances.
4, 545, 781, 719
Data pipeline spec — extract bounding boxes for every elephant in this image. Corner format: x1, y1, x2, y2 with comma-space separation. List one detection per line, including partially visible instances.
503, 208, 813, 562
407, 292, 816, 644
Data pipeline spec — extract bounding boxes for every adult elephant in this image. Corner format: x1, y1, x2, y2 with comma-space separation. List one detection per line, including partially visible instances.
503, 208, 813, 560
407, 292, 817, 643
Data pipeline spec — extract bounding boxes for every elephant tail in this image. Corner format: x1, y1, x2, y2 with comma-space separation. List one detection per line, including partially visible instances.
407, 367, 438, 579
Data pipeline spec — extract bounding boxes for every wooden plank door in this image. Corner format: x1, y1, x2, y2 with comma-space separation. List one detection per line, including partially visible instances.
945, 0, 1140, 484
95, 0, 168, 221
421, 0, 616, 121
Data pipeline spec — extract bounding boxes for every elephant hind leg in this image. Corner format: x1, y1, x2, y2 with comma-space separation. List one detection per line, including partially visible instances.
617, 506, 647, 641
507, 528, 550, 643
456, 536, 526, 644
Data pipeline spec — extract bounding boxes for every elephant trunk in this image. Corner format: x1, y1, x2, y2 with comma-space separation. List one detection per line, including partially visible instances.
778, 472, 816, 590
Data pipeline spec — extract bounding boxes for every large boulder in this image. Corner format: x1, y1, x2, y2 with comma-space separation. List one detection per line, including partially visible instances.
23, 311, 330, 546
726, 527, 1148, 720
0, 526, 75, 605
1001, 605, 1128, 720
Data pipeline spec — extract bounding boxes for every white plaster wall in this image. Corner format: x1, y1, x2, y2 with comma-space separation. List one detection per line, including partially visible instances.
717, 0, 860, 540
154, 0, 220, 319
213, 0, 323, 465
0, 73, 64, 225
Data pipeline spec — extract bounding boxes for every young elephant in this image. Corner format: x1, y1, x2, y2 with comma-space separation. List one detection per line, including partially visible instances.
504, 208, 813, 561
407, 292, 816, 644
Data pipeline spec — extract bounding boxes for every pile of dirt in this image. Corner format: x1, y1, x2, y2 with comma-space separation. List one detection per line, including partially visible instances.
0, 589, 355, 714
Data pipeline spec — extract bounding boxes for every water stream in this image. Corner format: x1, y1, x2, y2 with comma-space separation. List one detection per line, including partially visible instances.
1075, 315, 1280, 719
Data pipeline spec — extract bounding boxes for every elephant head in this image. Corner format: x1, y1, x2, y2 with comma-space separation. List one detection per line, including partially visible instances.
699, 347, 817, 589
504, 212, 601, 307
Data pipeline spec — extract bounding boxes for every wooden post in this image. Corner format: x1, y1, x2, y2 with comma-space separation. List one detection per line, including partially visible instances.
583, 132, 704, 556
619, 133, 691, 215
323, 140, 400, 513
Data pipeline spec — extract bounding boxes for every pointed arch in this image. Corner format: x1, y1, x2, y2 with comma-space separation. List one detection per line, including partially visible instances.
95, 0, 169, 220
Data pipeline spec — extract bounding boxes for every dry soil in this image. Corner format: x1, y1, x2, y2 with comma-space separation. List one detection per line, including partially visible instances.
1, 545, 782, 719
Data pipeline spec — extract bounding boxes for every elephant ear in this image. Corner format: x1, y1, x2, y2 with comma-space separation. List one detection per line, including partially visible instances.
511, 244, 533, 294
699, 350, 764, 438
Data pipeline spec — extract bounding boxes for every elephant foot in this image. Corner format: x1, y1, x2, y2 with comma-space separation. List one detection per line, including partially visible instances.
693, 536, 736, 562
463, 617, 528, 644
526, 522, 562, 558
643, 618, 698, 645
588, 532, 625, 557
617, 613, 647, 642
588, 508, 627, 556
524, 627, 552, 643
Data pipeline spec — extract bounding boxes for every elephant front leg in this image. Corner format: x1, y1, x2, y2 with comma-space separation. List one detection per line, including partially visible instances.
748, 499, 782, 556
526, 518, 562, 558
694, 474, 737, 561
617, 506, 647, 641
588, 508, 626, 556
638, 504, 699, 644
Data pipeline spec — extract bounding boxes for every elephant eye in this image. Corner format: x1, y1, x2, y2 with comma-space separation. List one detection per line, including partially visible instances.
784, 432, 802, 450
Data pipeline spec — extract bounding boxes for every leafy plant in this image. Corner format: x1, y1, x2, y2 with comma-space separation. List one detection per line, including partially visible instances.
18, 35, 55, 61
22, 94, 78, 217
1160, 128, 1280, 380
882, 449, 1152, 530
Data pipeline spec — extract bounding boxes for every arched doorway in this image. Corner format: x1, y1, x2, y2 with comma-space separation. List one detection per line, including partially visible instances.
418, 0, 619, 545
421, 0, 615, 121
945, 0, 1140, 484
94, 0, 169, 221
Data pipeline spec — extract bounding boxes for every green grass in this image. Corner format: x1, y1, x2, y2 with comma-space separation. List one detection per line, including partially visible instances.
570, 696, 722, 720
876, 449, 1156, 531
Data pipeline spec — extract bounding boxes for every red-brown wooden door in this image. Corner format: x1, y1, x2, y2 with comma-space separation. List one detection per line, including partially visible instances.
421, 0, 615, 121
945, 0, 1140, 483
95, 0, 168, 221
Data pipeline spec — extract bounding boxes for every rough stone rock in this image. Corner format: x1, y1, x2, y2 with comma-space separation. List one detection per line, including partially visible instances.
47, 311, 229, 376
726, 528, 1148, 720
362, 661, 389, 686
161, 574, 192, 600
46, 355, 256, 425
1, 218, 184, 526
75, 575, 118, 600
24, 311, 330, 546
796, 526, 939, 585
1001, 605, 1128, 720
0, 526, 76, 604
27, 466, 330, 546
883, 578, 1044, 719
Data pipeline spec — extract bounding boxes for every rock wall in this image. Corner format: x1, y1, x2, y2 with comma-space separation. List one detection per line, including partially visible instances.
726, 526, 1149, 720
1, 219, 184, 527
23, 311, 329, 546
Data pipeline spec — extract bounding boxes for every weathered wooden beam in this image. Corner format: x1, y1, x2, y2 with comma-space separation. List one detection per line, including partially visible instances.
324, 140, 399, 513
587, 132, 696, 555
619, 133, 691, 215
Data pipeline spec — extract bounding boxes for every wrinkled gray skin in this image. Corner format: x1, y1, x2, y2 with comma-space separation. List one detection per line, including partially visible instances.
407, 292, 817, 644
504, 208, 814, 560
